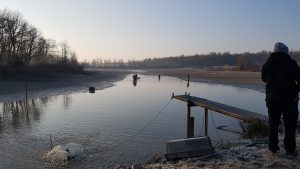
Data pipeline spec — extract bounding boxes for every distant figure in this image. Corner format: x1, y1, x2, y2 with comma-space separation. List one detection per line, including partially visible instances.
261, 42, 300, 155
132, 74, 139, 86
158, 74, 161, 81
132, 74, 138, 80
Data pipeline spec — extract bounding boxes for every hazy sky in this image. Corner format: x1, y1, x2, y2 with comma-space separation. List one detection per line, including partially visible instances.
1, 0, 300, 61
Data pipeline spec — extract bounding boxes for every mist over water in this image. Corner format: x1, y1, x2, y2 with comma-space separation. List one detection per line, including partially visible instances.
0, 75, 267, 168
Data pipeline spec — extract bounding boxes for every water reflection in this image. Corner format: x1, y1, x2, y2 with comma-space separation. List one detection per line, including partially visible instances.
0, 75, 267, 168
187, 74, 190, 88
39, 96, 58, 106
63, 95, 72, 109
0, 100, 41, 130
0, 95, 72, 131
133, 78, 138, 87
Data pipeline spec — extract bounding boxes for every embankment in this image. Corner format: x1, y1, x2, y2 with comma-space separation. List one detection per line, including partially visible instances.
0, 70, 126, 102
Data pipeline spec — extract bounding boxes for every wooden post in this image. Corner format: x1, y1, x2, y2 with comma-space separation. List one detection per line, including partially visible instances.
25, 81, 29, 117
189, 117, 194, 138
187, 103, 191, 138
204, 108, 208, 136
50, 134, 53, 150
25, 81, 28, 102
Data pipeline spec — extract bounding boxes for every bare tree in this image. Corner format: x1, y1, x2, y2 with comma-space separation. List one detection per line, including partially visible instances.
5, 10, 24, 61
60, 41, 69, 64
25, 25, 39, 65
0, 10, 8, 64
70, 51, 78, 63
0, 9, 79, 67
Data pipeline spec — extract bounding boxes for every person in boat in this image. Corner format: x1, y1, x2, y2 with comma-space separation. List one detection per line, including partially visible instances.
261, 42, 300, 155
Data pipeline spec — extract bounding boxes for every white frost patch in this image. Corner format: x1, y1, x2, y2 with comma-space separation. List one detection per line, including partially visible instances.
144, 136, 300, 169
44, 145, 69, 163
44, 142, 84, 164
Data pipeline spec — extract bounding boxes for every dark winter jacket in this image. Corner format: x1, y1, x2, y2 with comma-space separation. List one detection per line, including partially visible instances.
261, 52, 300, 102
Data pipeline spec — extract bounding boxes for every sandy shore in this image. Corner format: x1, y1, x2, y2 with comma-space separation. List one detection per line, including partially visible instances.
0, 70, 126, 102
142, 68, 265, 93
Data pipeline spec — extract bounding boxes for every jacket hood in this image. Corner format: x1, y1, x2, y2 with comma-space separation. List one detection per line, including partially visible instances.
274, 42, 289, 53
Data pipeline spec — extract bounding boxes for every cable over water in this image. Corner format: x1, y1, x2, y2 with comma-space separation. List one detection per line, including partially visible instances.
87, 98, 173, 167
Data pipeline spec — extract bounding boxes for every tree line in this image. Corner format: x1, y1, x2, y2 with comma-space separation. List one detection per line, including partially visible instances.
0, 9, 80, 72
85, 51, 300, 71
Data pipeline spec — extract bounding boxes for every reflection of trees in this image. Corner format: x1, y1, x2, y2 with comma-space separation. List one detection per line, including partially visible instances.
63, 95, 72, 109
39, 96, 58, 106
0, 98, 47, 131
0, 94, 71, 132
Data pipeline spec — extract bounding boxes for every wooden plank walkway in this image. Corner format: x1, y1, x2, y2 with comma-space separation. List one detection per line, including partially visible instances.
173, 95, 268, 123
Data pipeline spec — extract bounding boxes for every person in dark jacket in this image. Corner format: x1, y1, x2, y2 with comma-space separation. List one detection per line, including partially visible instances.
261, 42, 300, 155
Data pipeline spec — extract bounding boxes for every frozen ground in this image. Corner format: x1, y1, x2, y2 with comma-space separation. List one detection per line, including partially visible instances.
144, 135, 300, 169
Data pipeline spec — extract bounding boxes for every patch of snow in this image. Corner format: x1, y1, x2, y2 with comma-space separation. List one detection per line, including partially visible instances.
44, 142, 84, 164
44, 145, 69, 164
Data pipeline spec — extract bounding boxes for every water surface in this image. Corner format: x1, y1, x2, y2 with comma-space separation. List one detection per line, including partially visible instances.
0, 75, 267, 168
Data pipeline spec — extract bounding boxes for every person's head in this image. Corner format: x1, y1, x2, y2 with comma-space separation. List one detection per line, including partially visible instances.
274, 42, 289, 54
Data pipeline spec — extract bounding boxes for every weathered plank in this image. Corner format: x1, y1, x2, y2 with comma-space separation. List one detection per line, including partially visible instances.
173, 95, 268, 123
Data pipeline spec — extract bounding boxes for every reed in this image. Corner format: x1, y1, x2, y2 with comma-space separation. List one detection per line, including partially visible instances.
238, 120, 269, 139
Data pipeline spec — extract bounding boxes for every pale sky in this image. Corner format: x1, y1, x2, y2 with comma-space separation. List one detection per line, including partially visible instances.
1, 0, 300, 61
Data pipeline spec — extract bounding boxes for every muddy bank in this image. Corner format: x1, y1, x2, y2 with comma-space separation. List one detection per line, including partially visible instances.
142, 68, 265, 93
0, 70, 126, 102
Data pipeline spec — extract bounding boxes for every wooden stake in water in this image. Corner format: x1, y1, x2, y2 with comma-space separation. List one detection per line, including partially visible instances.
25, 81, 30, 118
25, 81, 29, 117
50, 134, 53, 150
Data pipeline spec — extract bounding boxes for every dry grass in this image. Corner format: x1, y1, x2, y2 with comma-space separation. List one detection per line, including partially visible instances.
238, 120, 269, 139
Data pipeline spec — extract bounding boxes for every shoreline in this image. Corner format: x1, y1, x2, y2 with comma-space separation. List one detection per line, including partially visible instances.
0, 68, 266, 102
0, 70, 127, 102
141, 68, 265, 93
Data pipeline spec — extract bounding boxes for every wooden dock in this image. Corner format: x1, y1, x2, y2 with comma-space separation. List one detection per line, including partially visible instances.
172, 94, 268, 138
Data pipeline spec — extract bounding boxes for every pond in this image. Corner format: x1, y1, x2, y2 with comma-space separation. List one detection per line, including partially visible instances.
0, 74, 267, 168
